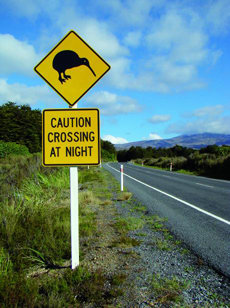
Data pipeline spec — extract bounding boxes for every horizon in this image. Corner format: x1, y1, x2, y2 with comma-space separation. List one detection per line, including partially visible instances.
113, 132, 230, 145
0, 1, 230, 143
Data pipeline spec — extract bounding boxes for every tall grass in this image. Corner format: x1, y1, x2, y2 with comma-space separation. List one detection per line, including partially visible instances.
0, 167, 71, 269
0, 156, 121, 306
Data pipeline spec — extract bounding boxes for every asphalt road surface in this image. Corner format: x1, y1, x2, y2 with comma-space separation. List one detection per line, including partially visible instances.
104, 162, 230, 277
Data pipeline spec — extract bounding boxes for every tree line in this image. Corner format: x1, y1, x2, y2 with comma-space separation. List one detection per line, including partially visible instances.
117, 144, 230, 180
117, 144, 196, 161
1, 102, 230, 179
0, 102, 116, 161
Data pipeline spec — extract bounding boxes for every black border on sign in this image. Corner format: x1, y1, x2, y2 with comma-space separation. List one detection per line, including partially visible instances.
42, 108, 100, 166
35, 30, 110, 106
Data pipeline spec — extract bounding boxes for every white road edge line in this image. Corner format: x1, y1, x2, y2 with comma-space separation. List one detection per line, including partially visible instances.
107, 164, 230, 226
196, 183, 214, 188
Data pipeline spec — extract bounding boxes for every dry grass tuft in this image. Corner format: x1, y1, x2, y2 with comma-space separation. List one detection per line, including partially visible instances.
117, 192, 132, 201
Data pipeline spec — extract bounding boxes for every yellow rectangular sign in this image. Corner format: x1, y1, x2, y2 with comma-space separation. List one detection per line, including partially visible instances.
42, 109, 100, 166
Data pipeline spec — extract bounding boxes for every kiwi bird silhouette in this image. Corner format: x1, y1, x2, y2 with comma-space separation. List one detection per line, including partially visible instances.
52, 50, 96, 84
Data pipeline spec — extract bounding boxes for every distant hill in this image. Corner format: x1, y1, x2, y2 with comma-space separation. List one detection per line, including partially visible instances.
115, 133, 230, 150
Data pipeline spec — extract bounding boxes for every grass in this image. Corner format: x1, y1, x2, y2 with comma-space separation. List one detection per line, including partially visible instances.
116, 191, 132, 201
0, 160, 131, 306
114, 216, 145, 233
145, 215, 168, 231
155, 239, 171, 251
176, 169, 197, 175
111, 235, 140, 248
134, 162, 197, 176
151, 274, 190, 304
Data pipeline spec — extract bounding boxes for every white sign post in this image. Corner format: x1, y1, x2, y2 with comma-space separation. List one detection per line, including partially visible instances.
120, 164, 124, 191
69, 104, 79, 270
70, 166, 79, 269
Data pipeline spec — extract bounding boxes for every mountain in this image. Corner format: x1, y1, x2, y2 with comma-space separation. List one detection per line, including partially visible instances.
115, 133, 230, 150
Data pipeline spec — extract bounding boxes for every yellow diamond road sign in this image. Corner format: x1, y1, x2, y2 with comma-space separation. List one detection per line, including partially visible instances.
42, 109, 100, 166
35, 30, 110, 106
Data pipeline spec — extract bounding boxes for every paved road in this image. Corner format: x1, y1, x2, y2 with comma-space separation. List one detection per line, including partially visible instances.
104, 162, 230, 277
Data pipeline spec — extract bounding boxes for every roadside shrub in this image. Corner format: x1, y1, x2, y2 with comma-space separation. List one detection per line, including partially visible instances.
0, 154, 42, 202
155, 157, 172, 168
171, 157, 187, 170
203, 154, 230, 180
185, 153, 230, 179
135, 158, 144, 165
0, 141, 29, 158
101, 148, 116, 162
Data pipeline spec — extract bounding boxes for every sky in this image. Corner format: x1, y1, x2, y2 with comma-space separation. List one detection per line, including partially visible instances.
0, 0, 230, 144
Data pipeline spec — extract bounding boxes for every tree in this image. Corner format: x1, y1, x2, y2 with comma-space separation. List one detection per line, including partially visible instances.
117, 150, 128, 162
101, 140, 116, 154
101, 139, 117, 161
0, 102, 42, 153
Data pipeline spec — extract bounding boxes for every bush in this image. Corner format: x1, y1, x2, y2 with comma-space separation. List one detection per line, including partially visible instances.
171, 157, 187, 170
0, 141, 29, 158
0, 153, 59, 202
101, 148, 116, 162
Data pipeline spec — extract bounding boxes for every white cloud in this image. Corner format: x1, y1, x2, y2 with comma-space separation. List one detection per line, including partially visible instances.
149, 133, 162, 140
166, 117, 230, 135
80, 19, 129, 59
123, 31, 142, 47
146, 10, 209, 63
149, 114, 171, 124
166, 104, 230, 135
1, 0, 229, 94
142, 7, 222, 92
85, 91, 141, 115
98, 0, 155, 27
143, 133, 162, 140
102, 135, 128, 144
191, 105, 224, 117
0, 34, 40, 76
205, 0, 230, 34
0, 79, 56, 106
1, 0, 61, 19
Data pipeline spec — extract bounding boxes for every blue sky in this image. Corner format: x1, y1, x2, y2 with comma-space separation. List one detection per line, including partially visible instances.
0, 0, 230, 144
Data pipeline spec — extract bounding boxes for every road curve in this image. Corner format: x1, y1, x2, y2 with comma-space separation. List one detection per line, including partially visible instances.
104, 162, 230, 277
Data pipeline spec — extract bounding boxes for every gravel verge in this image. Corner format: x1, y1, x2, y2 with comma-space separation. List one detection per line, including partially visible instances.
113, 195, 230, 307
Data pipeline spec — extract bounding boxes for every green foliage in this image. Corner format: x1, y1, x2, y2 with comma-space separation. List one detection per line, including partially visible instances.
151, 274, 189, 304
117, 144, 196, 162
0, 162, 128, 306
0, 271, 39, 307
101, 139, 116, 154
114, 216, 144, 233
125, 144, 230, 180
101, 148, 116, 161
0, 141, 30, 158
101, 139, 117, 161
0, 153, 43, 202
0, 102, 42, 153
0, 169, 71, 268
